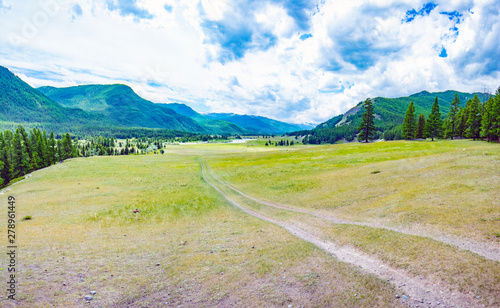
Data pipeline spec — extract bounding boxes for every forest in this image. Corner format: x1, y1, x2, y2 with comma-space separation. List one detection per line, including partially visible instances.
0, 126, 76, 187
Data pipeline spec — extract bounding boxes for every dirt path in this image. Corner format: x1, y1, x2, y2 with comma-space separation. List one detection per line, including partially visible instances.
200, 160, 481, 308
203, 163, 500, 262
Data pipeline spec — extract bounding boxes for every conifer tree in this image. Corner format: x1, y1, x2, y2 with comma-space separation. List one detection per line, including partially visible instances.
456, 107, 468, 138
11, 129, 29, 178
444, 93, 461, 139
465, 94, 482, 140
0, 132, 10, 185
57, 140, 62, 162
40, 130, 50, 167
415, 113, 426, 139
402, 101, 416, 139
494, 90, 500, 142
480, 88, 500, 142
358, 98, 376, 143
61, 133, 73, 160
425, 97, 443, 141
48, 131, 57, 165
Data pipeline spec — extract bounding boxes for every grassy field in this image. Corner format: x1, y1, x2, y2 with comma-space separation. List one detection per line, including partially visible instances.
200, 145, 500, 307
1, 153, 403, 307
1, 139, 498, 307
206, 140, 500, 242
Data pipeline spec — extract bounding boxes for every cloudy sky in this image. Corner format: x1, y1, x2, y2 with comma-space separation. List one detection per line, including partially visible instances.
0, 0, 498, 124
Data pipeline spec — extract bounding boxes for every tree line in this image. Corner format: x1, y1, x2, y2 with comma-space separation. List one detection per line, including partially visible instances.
360, 88, 500, 142
0, 126, 77, 187
265, 139, 295, 146
396, 90, 499, 142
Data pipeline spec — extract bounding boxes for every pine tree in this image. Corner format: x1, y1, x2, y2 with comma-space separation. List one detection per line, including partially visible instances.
61, 133, 73, 160
358, 98, 376, 143
0, 132, 11, 185
425, 97, 443, 141
41, 130, 50, 167
455, 107, 468, 138
483, 88, 500, 142
48, 131, 57, 165
402, 101, 416, 140
57, 139, 62, 162
11, 129, 29, 178
444, 93, 461, 139
415, 114, 426, 139
465, 94, 482, 140
494, 90, 500, 142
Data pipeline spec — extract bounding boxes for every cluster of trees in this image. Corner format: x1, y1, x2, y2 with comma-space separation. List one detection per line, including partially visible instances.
80, 137, 160, 156
80, 136, 118, 156
0, 126, 77, 187
177, 135, 229, 143
399, 99, 443, 141
300, 125, 360, 144
265, 139, 295, 146
78, 134, 235, 157
396, 90, 500, 142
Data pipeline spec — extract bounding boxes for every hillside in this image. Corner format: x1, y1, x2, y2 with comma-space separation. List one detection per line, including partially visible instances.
204, 113, 313, 134
161, 103, 312, 135
38, 85, 204, 133
301, 90, 481, 143
0, 66, 104, 129
158, 103, 249, 135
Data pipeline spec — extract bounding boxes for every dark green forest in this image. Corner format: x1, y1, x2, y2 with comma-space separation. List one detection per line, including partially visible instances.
0, 126, 76, 187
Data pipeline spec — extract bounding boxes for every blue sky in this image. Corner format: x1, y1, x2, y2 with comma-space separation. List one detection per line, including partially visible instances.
0, 0, 498, 124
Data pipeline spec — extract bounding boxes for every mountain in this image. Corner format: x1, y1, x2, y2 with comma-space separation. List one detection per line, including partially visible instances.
1, 65, 311, 136
160, 103, 203, 120
204, 113, 313, 134
158, 103, 248, 135
300, 90, 482, 143
160, 103, 312, 135
0, 66, 105, 130
38, 84, 204, 133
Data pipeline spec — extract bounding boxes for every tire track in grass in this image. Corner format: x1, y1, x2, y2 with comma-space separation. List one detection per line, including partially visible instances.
202, 161, 499, 262
200, 160, 479, 308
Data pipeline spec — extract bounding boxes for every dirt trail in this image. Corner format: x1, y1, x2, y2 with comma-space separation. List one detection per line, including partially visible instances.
200, 160, 481, 308
203, 163, 500, 262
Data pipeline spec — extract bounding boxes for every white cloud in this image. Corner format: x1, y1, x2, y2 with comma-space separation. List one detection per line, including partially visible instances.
0, 0, 498, 125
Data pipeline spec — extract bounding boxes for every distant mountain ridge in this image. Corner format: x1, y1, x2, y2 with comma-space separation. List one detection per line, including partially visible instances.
38, 84, 204, 133
38, 84, 309, 135
204, 113, 313, 134
157, 103, 248, 135
301, 90, 482, 144
163, 103, 312, 134
0, 66, 106, 130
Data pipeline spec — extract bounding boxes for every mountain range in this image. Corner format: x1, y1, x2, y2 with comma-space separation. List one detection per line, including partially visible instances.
0, 65, 484, 139
164, 103, 311, 135
0, 66, 309, 135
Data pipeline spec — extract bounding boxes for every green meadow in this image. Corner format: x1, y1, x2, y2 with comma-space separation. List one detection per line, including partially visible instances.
1, 139, 499, 307
207, 140, 500, 241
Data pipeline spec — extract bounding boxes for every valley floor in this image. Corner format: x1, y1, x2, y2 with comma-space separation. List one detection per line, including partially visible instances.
1, 139, 498, 307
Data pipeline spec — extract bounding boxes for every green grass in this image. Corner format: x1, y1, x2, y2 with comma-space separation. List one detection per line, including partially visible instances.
1, 153, 401, 307
201, 149, 500, 306
207, 140, 500, 241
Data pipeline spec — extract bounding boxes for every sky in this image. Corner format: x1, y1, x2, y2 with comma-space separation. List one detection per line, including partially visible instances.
0, 0, 499, 125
